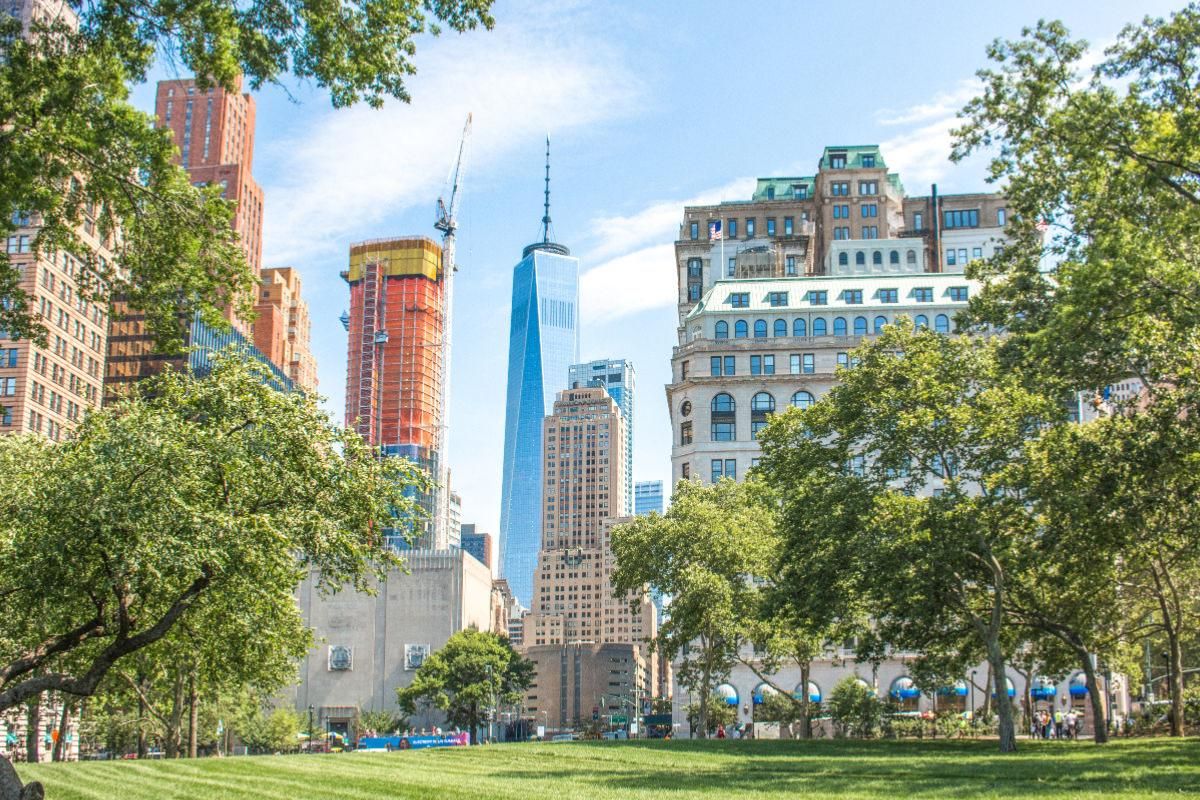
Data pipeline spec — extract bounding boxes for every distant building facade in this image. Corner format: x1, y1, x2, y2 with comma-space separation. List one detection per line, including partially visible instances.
523, 643, 651, 733
633, 481, 663, 516
293, 549, 494, 737
460, 523, 493, 572
568, 359, 635, 515
254, 266, 317, 392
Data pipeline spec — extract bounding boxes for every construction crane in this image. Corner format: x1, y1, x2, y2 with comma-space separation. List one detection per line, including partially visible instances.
432, 113, 472, 549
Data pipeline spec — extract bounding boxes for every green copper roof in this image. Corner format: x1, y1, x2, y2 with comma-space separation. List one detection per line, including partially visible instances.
751, 177, 814, 202
819, 145, 886, 170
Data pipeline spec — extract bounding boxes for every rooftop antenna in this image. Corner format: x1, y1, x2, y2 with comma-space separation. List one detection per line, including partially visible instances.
524, 136, 570, 257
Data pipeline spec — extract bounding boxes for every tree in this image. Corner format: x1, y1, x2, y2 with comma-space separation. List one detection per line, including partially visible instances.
685, 697, 735, 736
827, 677, 884, 739
758, 322, 1062, 753
235, 704, 303, 754
396, 629, 532, 742
357, 709, 405, 738
610, 478, 777, 739
0, 354, 422, 719
1, 0, 494, 345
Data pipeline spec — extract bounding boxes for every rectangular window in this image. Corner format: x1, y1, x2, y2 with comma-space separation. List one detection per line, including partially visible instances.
943, 209, 980, 228
862, 203, 878, 218
831, 182, 850, 197
913, 287, 934, 303
680, 421, 693, 445
688, 284, 701, 302
946, 249, 957, 267
681, 463, 690, 480
2, 348, 16, 367
687, 258, 702, 277
784, 217, 794, 235
0, 377, 15, 396
862, 155, 876, 167
833, 204, 849, 219
972, 247, 983, 259
763, 355, 775, 375
844, 289, 863, 304
837, 352, 849, 368
711, 423, 735, 442
0, 406, 10, 426
794, 185, 809, 200
830, 153, 846, 169
800, 353, 813, 374
808, 291, 827, 306
727, 257, 736, 277
745, 219, 756, 237
727, 219, 738, 238
790, 354, 801, 375
710, 357, 721, 377
729, 292, 750, 308
913, 212, 923, 231
689, 221, 699, 240
711, 459, 724, 483
949, 286, 969, 302
997, 208, 1006, 226
766, 218, 776, 236
724, 356, 736, 376
725, 459, 736, 480
879, 288, 898, 303
859, 181, 879, 195
751, 355, 762, 376
959, 248, 968, 264
785, 256, 797, 276
681, 360, 689, 380
768, 291, 788, 307
862, 226, 878, 239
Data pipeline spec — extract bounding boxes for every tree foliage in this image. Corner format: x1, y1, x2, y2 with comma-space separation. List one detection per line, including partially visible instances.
0, 355, 422, 715
396, 629, 532, 741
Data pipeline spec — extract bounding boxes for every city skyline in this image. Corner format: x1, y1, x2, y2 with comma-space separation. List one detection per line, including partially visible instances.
119, 0, 1178, 537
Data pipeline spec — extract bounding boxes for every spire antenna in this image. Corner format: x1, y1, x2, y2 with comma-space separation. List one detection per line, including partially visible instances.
542, 136, 552, 244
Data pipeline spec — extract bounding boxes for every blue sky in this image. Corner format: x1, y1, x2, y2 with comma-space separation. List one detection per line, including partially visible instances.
130, 0, 1179, 538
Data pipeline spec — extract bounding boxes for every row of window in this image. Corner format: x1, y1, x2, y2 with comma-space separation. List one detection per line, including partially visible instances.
694, 391, 816, 443
727, 286, 966, 309
709, 352, 819, 377
691, 214, 813, 241
831, 203, 879, 219
838, 249, 917, 267
714, 313, 953, 340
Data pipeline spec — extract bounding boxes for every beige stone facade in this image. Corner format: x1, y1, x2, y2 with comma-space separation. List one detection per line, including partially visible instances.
523, 642, 651, 732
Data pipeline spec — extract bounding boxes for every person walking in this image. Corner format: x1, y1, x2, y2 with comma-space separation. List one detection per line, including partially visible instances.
1053, 708, 1064, 739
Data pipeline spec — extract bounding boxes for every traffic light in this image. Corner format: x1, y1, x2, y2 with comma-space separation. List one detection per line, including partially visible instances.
592, 706, 599, 722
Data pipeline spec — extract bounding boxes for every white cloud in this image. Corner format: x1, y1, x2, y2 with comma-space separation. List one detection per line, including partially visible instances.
261, 13, 640, 266
875, 80, 982, 188
576, 177, 755, 323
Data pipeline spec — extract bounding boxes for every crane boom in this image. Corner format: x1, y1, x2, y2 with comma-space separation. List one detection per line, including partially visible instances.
433, 113, 472, 550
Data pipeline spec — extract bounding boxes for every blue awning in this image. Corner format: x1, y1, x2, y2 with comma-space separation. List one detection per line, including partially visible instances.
1069, 674, 1089, 697
890, 677, 920, 700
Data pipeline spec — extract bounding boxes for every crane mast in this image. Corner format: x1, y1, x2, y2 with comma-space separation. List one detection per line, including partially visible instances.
433, 113, 472, 550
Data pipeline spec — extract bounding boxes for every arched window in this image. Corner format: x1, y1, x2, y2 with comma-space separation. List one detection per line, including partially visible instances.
833, 317, 847, 336
935, 314, 950, 333
890, 676, 921, 712
773, 319, 787, 337
914, 314, 929, 329
855, 251, 866, 265
853, 316, 868, 335
715, 683, 739, 706
711, 393, 736, 441
754, 319, 768, 338
906, 250, 917, 265
873, 315, 888, 333
752, 682, 778, 705
889, 250, 900, 264
714, 320, 729, 339
812, 317, 827, 336
735, 320, 749, 338
793, 681, 822, 703
838, 252, 849, 266
751, 392, 775, 412
872, 250, 883, 265
791, 391, 815, 409
793, 318, 806, 337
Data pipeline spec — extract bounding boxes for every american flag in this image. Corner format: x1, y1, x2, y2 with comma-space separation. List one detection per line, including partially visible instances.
1035, 218, 1050, 232
709, 221, 723, 241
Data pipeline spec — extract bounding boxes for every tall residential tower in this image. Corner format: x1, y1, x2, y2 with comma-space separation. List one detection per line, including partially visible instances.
568, 358, 635, 516
499, 142, 579, 608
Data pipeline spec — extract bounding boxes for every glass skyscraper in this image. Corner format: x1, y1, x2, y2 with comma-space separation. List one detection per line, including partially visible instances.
634, 480, 663, 517
499, 241, 579, 608
569, 359, 635, 515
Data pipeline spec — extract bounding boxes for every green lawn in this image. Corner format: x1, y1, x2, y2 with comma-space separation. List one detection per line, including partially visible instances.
16, 738, 1200, 799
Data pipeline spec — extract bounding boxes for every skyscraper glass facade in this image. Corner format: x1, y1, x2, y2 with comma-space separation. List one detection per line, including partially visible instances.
499, 247, 579, 607
634, 480, 664, 517
569, 359, 635, 515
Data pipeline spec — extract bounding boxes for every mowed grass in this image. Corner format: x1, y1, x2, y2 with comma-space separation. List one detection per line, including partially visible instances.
17, 738, 1200, 800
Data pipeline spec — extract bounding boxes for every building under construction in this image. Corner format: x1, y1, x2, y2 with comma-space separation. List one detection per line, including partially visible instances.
343, 236, 448, 549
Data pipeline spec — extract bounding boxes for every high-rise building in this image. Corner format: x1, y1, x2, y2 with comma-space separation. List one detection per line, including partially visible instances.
1, 0, 109, 441
342, 236, 450, 549
568, 359, 635, 515
523, 388, 654, 646
254, 267, 318, 393
634, 481, 664, 516
460, 523, 493, 572
499, 145, 579, 608
448, 489, 462, 549
105, 75, 286, 396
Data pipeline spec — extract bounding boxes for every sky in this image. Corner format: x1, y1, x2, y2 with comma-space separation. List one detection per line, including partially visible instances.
130, 0, 1180, 538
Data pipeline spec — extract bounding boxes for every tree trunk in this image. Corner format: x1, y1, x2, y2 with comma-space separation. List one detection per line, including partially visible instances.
1167, 632, 1185, 737
1075, 652, 1109, 744
165, 671, 185, 758
25, 698, 40, 764
798, 661, 812, 739
52, 701, 70, 761
697, 659, 710, 739
187, 674, 199, 759
982, 663, 993, 720
136, 674, 148, 759
986, 639, 1017, 752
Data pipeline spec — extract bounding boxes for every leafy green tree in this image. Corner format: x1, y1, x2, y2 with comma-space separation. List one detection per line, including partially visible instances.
357, 709, 405, 738
826, 677, 884, 739
610, 478, 777, 739
0, 355, 421, 718
685, 697, 735, 736
396, 629, 532, 742
758, 322, 1062, 753
236, 705, 303, 754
